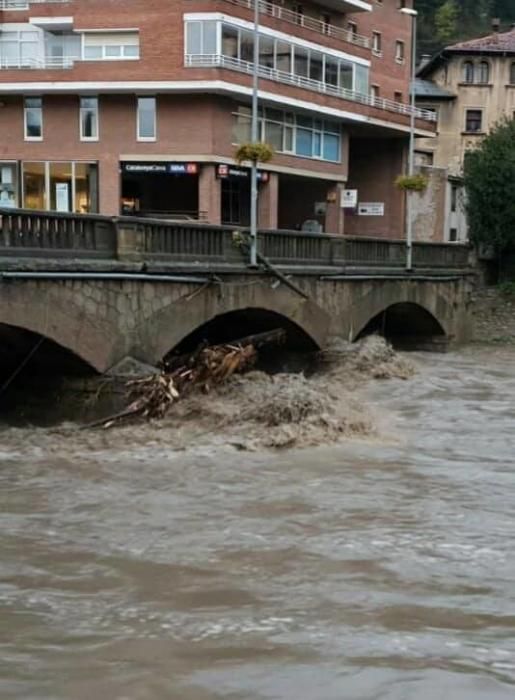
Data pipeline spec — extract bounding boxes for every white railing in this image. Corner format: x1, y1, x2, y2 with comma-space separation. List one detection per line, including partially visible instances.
216, 0, 370, 49
185, 54, 438, 122
0, 0, 70, 8
0, 56, 76, 69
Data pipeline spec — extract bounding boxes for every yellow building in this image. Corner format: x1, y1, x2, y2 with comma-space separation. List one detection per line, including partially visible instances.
414, 25, 515, 242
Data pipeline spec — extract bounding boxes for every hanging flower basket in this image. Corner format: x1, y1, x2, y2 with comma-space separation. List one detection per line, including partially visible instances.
395, 174, 429, 192
235, 142, 274, 165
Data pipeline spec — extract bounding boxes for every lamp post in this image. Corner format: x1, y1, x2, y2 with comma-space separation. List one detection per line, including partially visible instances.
400, 6, 418, 272
249, 0, 260, 267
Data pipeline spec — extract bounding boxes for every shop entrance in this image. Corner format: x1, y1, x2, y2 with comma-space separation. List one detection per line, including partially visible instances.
218, 164, 270, 227
221, 177, 250, 226
120, 162, 199, 220
278, 174, 331, 232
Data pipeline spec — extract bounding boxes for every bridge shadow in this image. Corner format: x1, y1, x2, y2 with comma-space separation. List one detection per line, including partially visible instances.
165, 308, 321, 373
355, 302, 447, 351
0, 323, 98, 424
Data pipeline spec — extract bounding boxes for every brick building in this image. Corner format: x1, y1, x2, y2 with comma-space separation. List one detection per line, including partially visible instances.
0, 0, 435, 235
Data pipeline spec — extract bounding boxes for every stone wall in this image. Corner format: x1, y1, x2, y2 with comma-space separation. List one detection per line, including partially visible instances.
412, 166, 447, 243
470, 287, 515, 344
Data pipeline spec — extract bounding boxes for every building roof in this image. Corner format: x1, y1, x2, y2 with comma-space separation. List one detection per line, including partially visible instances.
418, 27, 515, 78
447, 27, 515, 53
414, 78, 456, 100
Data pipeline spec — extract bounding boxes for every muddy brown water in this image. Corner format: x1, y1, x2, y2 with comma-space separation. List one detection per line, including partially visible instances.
1, 345, 515, 699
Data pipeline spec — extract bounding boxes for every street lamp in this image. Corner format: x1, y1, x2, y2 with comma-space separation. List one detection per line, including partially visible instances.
400, 6, 418, 272
249, 0, 260, 267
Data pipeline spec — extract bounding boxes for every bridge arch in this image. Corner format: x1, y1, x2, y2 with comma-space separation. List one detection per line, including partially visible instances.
0, 322, 97, 385
0, 281, 120, 373
355, 302, 446, 347
347, 281, 454, 345
137, 286, 330, 366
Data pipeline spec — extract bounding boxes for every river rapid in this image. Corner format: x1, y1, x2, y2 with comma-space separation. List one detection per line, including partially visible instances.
1, 344, 515, 699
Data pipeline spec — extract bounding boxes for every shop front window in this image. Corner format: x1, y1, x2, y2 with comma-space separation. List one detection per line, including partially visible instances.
22, 161, 98, 213
23, 162, 46, 209
75, 163, 99, 213
0, 163, 19, 209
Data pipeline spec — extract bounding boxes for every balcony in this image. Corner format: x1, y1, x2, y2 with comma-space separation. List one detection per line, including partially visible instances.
204, 0, 370, 49
0, 56, 75, 69
185, 53, 438, 123
0, 0, 70, 8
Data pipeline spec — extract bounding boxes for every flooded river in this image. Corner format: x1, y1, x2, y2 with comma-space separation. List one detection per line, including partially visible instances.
1, 346, 515, 699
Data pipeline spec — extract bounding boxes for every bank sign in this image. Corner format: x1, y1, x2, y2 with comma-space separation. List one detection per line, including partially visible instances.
122, 162, 199, 175
216, 164, 269, 182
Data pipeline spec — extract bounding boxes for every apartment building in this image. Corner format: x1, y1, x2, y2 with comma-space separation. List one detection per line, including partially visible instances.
0, 0, 436, 235
414, 23, 515, 242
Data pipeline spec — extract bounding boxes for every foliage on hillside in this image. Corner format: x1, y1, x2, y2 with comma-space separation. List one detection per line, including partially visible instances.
463, 119, 515, 252
417, 0, 515, 57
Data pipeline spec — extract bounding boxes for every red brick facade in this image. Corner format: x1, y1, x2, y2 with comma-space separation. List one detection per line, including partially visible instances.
0, 0, 432, 236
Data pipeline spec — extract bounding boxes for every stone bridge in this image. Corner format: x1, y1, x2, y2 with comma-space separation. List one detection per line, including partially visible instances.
0, 209, 474, 379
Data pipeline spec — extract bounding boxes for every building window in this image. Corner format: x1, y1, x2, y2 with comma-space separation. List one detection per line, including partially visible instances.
347, 21, 357, 37
0, 162, 19, 209
137, 96, 157, 141
24, 97, 43, 140
463, 60, 474, 83
465, 109, 482, 133
394, 91, 403, 102
372, 31, 382, 55
395, 40, 405, 63
0, 28, 40, 69
478, 61, 490, 83
22, 161, 98, 213
449, 227, 458, 242
450, 183, 458, 212
370, 84, 380, 98
510, 62, 515, 85
292, 4, 304, 25
187, 20, 370, 96
79, 96, 99, 141
321, 13, 331, 35
83, 32, 140, 61
232, 106, 341, 163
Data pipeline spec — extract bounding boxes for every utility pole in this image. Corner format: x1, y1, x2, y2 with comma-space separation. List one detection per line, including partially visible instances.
400, 6, 418, 272
249, 0, 260, 267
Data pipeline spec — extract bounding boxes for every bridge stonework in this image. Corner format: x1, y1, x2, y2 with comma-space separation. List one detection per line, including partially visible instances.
0, 274, 472, 373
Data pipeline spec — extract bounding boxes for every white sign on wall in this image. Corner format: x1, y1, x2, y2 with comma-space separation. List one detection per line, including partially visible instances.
341, 189, 358, 208
358, 202, 385, 216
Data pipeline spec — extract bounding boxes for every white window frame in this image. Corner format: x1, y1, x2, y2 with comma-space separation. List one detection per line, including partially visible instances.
395, 40, 405, 64
372, 31, 382, 57
81, 31, 140, 62
136, 96, 157, 142
79, 96, 99, 142
24, 96, 43, 142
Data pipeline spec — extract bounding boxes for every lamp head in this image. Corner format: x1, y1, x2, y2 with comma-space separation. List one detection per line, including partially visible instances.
400, 7, 418, 16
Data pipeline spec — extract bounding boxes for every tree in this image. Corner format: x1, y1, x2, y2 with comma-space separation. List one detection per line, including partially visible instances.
463, 119, 515, 252
435, 0, 459, 44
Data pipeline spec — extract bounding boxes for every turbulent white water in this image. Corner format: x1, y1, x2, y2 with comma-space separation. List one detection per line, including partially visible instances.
1, 342, 515, 699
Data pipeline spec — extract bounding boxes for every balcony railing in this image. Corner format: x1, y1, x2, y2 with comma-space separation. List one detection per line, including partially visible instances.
185, 54, 438, 122
208, 0, 370, 49
0, 56, 76, 70
0, 0, 70, 8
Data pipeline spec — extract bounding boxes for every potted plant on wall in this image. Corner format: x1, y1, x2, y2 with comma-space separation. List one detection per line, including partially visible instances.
395, 173, 429, 193
234, 142, 274, 167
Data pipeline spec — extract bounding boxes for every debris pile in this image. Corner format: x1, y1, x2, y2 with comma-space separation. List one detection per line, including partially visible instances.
88, 330, 287, 429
